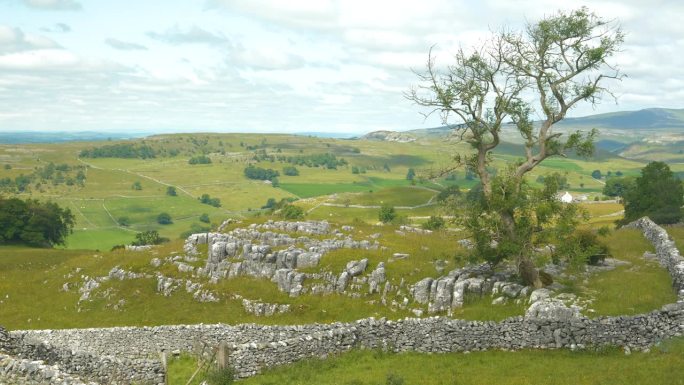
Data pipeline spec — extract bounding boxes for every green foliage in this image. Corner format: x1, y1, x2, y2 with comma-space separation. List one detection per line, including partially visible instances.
435, 185, 461, 202
157, 212, 172, 225
556, 228, 610, 266
262, 198, 277, 210
271, 176, 280, 188
405, 168, 415, 180
461, 169, 584, 266
166, 186, 177, 196
189, 155, 212, 165
118, 216, 130, 227
422, 216, 445, 230
280, 204, 304, 220
602, 176, 634, 197
623, 161, 683, 224
80, 143, 156, 159
0, 197, 75, 247
282, 166, 299, 176
278, 153, 346, 169
131, 181, 142, 190
378, 204, 396, 223
200, 194, 221, 208
199, 213, 210, 223
131, 230, 167, 246
350, 166, 367, 174
244, 165, 279, 181
205, 367, 235, 385
591, 169, 602, 179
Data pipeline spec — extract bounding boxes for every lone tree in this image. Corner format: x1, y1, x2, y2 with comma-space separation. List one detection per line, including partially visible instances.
407, 7, 623, 286
623, 161, 683, 225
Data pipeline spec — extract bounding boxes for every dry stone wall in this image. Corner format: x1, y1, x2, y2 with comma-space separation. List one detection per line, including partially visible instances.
5, 217, 684, 381
1, 326, 163, 385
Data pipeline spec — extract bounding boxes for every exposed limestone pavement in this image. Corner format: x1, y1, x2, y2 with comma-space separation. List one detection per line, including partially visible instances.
10, 216, 682, 383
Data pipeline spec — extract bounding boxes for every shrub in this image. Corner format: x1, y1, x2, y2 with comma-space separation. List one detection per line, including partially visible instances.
199, 213, 210, 223
558, 229, 610, 266
200, 194, 221, 207
131, 181, 142, 190
422, 215, 445, 230
280, 204, 304, 220
378, 204, 396, 223
131, 230, 168, 246
157, 212, 172, 225
118, 216, 130, 227
188, 155, 212, 165
282, 166, 299, 176
262, 198, 277, 210
166, 186, 177, 196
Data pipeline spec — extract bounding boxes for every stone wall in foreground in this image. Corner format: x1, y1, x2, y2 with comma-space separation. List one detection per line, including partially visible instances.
6, 217, 684, 381
1, 326, 163, 385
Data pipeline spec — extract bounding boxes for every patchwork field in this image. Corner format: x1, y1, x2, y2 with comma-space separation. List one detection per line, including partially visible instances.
2, 132, 676, 250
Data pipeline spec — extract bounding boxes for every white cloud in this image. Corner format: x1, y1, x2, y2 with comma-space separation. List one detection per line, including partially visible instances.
146, 25, 231, 46
22, 0, 81, 11
105, 38, 147, 51
0, 25, 60, 52
0, 1, 683, 133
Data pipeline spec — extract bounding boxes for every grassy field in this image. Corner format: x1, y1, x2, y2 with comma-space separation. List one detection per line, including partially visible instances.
168, 338, 684, 385
0, 216, 676, 331
2, 132, 674, 249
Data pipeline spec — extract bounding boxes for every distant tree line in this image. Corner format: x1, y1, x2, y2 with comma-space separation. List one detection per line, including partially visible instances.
0, 162, 86, 193
244, 165, 279, 181
0, 197, 75, 247
281, 153, 347, 169
80, 143, 156, 159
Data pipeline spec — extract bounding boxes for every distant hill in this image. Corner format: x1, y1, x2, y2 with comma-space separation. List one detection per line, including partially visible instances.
555, 108, 684, 130
0, 131, 148, 144
399, 108, 684, 143
361, 130, 416, 143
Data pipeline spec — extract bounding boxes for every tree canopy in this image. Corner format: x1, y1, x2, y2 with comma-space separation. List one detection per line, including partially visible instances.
408, 7, 623, 286
0, 197, 75, 247
623, 162, 683, 224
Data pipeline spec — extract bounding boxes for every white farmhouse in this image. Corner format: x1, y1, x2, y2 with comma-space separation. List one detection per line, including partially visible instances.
560, 191, 573, 203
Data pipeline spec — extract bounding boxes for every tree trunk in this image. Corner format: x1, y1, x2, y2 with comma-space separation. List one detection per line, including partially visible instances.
500, 210, 542, 288
518, 258, 542, 288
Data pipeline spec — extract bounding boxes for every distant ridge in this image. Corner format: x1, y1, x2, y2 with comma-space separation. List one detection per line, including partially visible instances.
0, 131, 149, 144
400, 108, 684, 139
361, 130, 416, 142
556, 108, 684, 130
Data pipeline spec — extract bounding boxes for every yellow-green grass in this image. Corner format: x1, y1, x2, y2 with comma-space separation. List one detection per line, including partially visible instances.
64, 228, 136, 250
666, 226, 684, 252
170, 338, 684, 385
0, 133, 662, 250
304, 204, 440, 224
579, 229, 677, 316
330, 186, 437, 207
166, 354, 204, 385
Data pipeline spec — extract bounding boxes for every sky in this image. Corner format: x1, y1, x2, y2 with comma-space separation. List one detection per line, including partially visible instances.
0, 0, 682, 134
